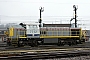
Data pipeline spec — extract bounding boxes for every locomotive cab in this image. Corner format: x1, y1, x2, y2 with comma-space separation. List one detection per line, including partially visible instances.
25, 22, 40, 38
20, 22, 40, 46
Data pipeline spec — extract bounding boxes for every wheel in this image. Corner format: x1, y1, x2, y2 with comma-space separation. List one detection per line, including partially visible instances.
34, 40, 38, 47
79, 40, 82, 44
73, 40, 77, 45
31, 40, 38, 47
57, 39, 60, 46
68, 42, 71, 46
57, 39, 63, 46
40, 39, 44, 45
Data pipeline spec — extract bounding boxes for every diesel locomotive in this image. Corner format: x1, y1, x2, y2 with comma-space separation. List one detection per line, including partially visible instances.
5, 22, 86, 47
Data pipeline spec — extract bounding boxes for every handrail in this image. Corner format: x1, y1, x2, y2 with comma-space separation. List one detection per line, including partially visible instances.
40, 30, 80, 36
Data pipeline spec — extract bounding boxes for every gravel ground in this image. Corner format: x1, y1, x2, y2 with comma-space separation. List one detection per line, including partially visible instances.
38, 56, 90, 60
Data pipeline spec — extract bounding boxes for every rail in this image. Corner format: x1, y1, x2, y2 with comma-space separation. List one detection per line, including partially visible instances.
0, 48, 90, 60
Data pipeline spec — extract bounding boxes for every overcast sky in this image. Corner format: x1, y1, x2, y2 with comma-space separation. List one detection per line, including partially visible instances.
0, 0, 90, 29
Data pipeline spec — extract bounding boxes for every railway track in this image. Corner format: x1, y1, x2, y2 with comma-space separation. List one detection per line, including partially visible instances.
0, 51, 90, 60
0, 44, 88, 51
0, 42, 89, 60
0, 41, 89, 50
0, 47, 90, 60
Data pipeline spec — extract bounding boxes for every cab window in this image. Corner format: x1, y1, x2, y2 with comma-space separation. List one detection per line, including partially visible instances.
29, 25, 37, 28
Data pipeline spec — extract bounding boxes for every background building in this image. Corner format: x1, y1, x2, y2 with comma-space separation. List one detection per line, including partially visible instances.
0, 24, 7, 42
